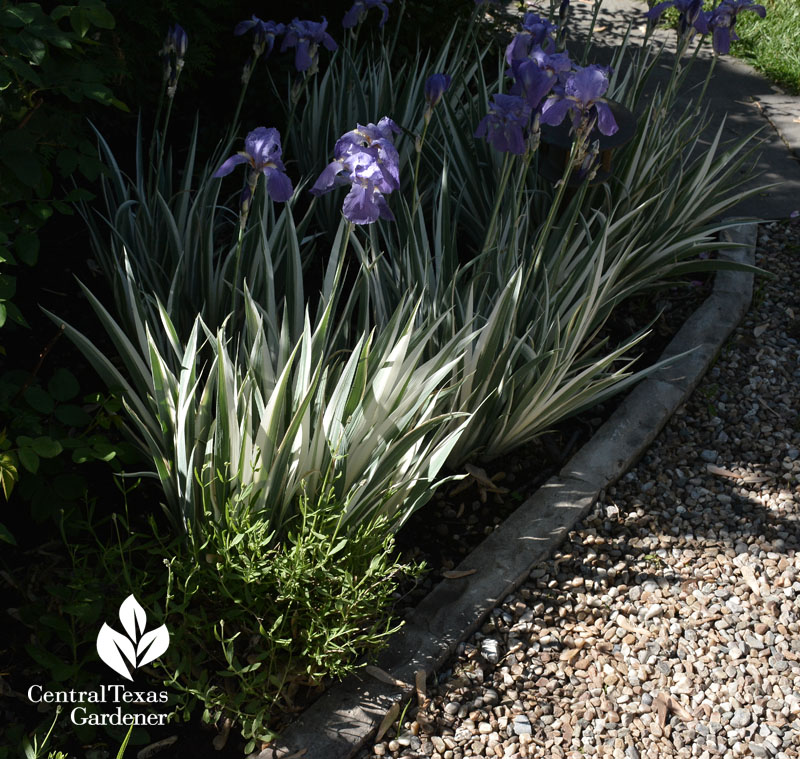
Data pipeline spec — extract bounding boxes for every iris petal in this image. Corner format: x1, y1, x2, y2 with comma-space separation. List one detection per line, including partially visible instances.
265, 170, 294, 202
295, 42, 314, 72
342, 2, 364, 27
375, 192, 395, 222
343, 184, 380, 225
645, 1, 675, 21
540, 96, 572, 127
310, 160, 346, 195
568, 66, 608, 102
594, 101, 619, 136
713, 25, 731, 54
213, 154, 249, 177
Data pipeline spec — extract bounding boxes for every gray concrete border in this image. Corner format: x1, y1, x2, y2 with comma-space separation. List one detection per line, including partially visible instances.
261, 222, 757, 759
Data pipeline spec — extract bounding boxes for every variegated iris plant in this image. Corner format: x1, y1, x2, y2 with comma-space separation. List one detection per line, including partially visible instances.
72, 0, 765, 541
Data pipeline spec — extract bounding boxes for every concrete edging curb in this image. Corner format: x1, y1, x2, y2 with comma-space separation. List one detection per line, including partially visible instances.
265, 222, 758, 759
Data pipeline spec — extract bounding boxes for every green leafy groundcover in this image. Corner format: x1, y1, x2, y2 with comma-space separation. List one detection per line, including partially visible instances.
4, 0, 772, 754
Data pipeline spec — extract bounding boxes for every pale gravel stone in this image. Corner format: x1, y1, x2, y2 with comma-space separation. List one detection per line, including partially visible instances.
512, 716, 532, 736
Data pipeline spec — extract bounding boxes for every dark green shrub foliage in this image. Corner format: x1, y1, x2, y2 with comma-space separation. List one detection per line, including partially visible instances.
0, 0, 126, 329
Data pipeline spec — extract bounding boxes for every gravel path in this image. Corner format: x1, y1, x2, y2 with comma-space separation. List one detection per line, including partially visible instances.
359, 219, 800, 759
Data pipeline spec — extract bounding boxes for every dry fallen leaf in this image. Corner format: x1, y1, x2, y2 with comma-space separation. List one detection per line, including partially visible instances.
364, 666, 411, 688
375, 702, 401, 742
652, 692, 669, 728
739, 565, 762, 597
687, 614, 721, 627
415, 670, 427, 707
451, 464, 509, 497
705, 464, 771, 483
667, 696, 694, 722
617, 615, 651, 637
212, 717, 232, 751
442, 568, 477, 579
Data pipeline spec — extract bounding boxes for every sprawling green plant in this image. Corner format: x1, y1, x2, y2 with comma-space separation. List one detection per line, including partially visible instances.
162, 485, 422, 750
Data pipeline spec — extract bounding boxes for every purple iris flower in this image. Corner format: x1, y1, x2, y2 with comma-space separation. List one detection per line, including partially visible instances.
508, 59, 558, 111
506, 13, 559, 64
311, 118, 401, 225
234, 16, 285, 57
707, 0, 766, 55
334, 118, 401, 192
541, 65, 618, 136
475, 94, 532, 155
506, 31, 558, 65
342, 0, 393, 28
166, 24, 188, 58
281, 17, 338, 72
214, 127, 293, 203
528, 48, 573, 79
507, 48, 571, 111
522, 12, 559, 43
506, 34, 534, 65
160, 25, 188, 97
646, 0, 708, 35
424, 73, 452, 109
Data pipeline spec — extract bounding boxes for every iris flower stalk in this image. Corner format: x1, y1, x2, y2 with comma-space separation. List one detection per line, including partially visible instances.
277, 18, 339, 158
474, 94, 540, 254
643, 0, 765, 118
229, 18, 285, 131
526, 133, 586, 281
149, 24, 188, 196
509, 112, 541, 251
412, 73, 452, 217
480, 154, 517, 257
213, 128, 293, 314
